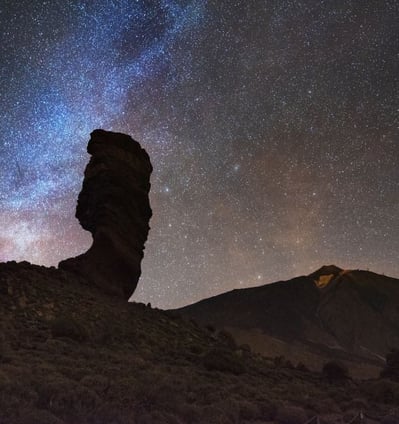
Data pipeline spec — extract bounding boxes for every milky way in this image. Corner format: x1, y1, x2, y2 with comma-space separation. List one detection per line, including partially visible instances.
0, 1, 398, 308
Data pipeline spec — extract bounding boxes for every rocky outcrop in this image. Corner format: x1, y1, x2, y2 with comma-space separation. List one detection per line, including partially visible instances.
59, 129, 152, 298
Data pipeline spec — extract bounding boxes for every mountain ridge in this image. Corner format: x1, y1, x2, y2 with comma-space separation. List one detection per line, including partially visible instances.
177, 266, 399, 377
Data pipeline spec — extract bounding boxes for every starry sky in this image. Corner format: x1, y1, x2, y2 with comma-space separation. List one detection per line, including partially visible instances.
0, 1, 398, 309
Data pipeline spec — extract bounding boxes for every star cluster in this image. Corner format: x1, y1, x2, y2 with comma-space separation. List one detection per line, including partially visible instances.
0, 1, 398, 308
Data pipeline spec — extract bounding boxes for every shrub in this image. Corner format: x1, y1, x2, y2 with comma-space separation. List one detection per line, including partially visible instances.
0, 379, 38, 417
239, 400, 262, 420
105, 377, 139, 407
80, 374, 110, 395
327, 386, 348, 403
0, 324, 12, 364
17, 409, 64, 424
95, 321, 121, 344
381, 415, 399, 424
276, 406, 307, 424
50, 316, 88, 342
322, 361, 349, 383
0, 340, 11, 364
217, 330, 237, 350
51, 385, 100, 419
205, 324, 216, 333
236, 344, 252, 359
189, 344, 203, 355
381, 349, 399, 381
136, 410, 183, 424
91, 401, 130, 424
296, 362, 309, 372
285, 360, 295, 369
345, 398, 368, 410
200, 405, 232, 424
212, 400, 239, 422
36, 378, 100, 419
306, 397, 340, 414
173, 402, 203, 423
258, 399, 277, 420
203, 348, 246, 375
363, 379, 399, 404
274, 355, 286, 368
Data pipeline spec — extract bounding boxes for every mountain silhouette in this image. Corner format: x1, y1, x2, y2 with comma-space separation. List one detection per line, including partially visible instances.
178, 266, 399, 377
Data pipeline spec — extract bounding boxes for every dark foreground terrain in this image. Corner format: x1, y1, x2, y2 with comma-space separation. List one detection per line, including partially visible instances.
1, 261, 399, 424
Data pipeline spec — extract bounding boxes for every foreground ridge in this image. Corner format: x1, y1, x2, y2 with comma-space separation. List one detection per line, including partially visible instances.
0, 261, 399, 422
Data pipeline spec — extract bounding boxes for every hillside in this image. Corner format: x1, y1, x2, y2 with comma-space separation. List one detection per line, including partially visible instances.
1, 260, 399, 423
178, 266, 399, 378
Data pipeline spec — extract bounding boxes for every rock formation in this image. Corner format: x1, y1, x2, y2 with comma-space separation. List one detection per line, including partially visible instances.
59, 129, 152, 298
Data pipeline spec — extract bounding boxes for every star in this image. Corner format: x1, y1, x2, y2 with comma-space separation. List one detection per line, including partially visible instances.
0, 1, 398, 309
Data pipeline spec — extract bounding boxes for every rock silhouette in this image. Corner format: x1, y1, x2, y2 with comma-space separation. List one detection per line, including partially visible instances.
59, 129, 152, 298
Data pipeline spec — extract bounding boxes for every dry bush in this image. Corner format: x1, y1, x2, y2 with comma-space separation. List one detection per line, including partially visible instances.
296, 362, 309, 372
0, 339, 11, 364
258, 399, 278, 420
16, 409, 64, 424
194, 382, 226, 404
363, 379, 399, 404
203, 348, 246, 375
188, 343, 204, 355
381, 349, 399, 381
36, 377, 100, 420
276, 405, 308, 424
200, 405, 234, 424
105, 377, 139, 407
326, 386, 347, 404
217, 330, 237, 350
239, 400, 262, 420
277, 380, 322, 405
129, 373, 188, 416
50, 315, 88, 342
172, 402, 204, 424
381, 415, 399, 424
94, 320, 122, 344
80, 374, 110, 395
322, 361, 349, 383
344, 398, 368, 411
212, 399, 240, 422
0, 377, 38, 418
91, 401, 131, 424
304, 397, 340, 414
136, 410, 183, 424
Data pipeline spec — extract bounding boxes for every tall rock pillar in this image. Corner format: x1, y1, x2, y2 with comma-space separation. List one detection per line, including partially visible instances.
59, 129, 152, 298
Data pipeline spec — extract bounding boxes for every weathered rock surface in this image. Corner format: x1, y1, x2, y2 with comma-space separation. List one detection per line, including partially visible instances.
59, 129, 152, 298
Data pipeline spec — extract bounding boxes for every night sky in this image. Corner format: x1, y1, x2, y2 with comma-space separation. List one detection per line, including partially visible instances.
0, 1, 398, 309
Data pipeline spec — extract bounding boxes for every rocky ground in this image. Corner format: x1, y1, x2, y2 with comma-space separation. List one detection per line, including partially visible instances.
1, 261, 399, 424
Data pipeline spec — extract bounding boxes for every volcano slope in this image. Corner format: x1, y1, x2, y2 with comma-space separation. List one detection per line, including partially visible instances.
178, 266, 399, 379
